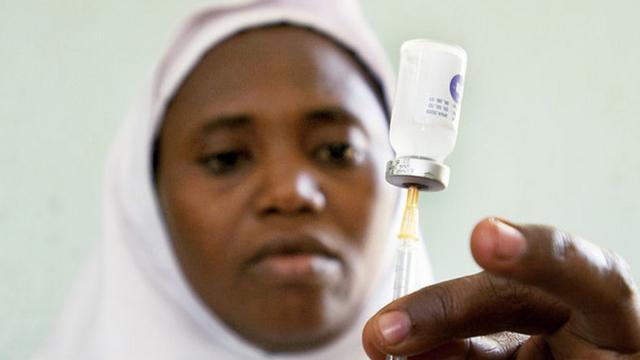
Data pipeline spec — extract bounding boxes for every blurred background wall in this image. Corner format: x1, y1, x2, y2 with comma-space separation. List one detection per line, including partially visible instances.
2, 0, 639, 358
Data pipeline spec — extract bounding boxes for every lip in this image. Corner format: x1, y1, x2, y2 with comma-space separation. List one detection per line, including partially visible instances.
244, 235, 344, 286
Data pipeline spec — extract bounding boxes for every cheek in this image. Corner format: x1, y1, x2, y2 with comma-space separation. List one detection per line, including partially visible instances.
324, 162, 397, 308
157, 168, 247, 285
332, 156, 397, 281
330, 160, 391, 252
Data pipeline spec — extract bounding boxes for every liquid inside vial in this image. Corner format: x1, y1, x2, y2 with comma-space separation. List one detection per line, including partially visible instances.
389, 39, 467, 162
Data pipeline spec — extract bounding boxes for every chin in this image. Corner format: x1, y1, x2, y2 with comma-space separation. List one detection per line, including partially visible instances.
233, 286, 361, 353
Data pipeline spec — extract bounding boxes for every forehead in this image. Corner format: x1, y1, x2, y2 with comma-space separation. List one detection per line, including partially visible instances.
163, 26, 387, 133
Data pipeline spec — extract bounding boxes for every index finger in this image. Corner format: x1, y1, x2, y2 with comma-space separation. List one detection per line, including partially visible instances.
471, 218, 640, 351
362, 271, 568, 359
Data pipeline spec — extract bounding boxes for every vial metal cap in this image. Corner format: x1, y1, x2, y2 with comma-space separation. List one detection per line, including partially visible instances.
386, 156, 450, 191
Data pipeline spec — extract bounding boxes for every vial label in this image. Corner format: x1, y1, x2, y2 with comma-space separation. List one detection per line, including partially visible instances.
425, 95, 453, 120
411, 53, 465, 127
450, 74, 463, 103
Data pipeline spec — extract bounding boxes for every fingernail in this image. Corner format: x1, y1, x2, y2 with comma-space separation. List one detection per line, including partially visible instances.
377, 310, 411, 345
492, 218, 527, 260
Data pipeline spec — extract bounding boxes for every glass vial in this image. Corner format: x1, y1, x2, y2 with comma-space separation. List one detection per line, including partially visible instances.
389, 39, 467, 162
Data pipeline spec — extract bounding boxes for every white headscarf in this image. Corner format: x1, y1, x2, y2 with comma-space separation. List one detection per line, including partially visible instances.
35, 1, 432, 359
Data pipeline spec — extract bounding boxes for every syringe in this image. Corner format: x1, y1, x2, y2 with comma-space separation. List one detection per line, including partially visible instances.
384, 38, 467, 360
391, 186, 420, 300
386, 186, 420, 360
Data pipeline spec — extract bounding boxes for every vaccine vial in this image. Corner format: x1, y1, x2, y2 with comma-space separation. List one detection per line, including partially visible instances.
386, 39, 467, 191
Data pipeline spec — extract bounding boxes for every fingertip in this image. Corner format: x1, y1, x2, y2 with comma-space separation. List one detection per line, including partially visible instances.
376, 310, 411, 345
471, 217, 527, 269
362, 316, 391, 360
470, 218, 499, 265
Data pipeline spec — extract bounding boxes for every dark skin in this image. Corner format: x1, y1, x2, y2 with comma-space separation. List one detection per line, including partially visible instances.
155, 26, 395, 352
362, 218, 640, 359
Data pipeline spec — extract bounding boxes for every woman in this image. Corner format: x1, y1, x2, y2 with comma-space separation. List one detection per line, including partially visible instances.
36, 1, 430, 358
37, 0, 640, 359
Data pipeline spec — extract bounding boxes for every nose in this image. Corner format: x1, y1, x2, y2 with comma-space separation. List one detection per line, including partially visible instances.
254, 161, 326, 217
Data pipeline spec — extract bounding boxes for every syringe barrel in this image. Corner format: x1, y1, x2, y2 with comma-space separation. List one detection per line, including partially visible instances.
385, 238, 416, 360
392, 238, 416, 300
386, 187, 420, 360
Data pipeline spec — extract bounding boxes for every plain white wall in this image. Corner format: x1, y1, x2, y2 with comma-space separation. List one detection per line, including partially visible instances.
2, 0, 639, 358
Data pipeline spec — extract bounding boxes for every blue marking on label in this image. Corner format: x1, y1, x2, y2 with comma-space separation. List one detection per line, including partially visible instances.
450, 74, 463, 103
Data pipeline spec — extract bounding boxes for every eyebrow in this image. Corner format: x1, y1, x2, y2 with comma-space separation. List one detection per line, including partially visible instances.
196, 106, 362, 137
304, 106, 359, 127
199, 114, 252, 134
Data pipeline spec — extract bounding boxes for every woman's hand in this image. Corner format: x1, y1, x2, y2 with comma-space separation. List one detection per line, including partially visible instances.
363, 218, 640, 359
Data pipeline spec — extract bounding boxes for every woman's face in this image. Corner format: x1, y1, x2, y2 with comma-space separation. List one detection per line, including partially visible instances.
156, 26, 394, 352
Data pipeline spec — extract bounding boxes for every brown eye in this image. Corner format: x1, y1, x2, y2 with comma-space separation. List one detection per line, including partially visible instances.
199, 150, 252, 176
313, 142, 364, 168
